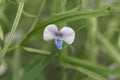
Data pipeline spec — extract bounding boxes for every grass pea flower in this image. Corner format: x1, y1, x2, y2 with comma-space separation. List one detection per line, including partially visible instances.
43, 24, 75, 50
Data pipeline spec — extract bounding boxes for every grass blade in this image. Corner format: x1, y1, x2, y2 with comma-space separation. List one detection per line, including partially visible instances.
97, 32, 120, 65
23, 49, 59, 80
62, 55, 113, 75
1, 0, 24, 63
67, 64, 107, 80
0, 25, 4, 40
21, 7, 111, 45
22, 47, 50, 56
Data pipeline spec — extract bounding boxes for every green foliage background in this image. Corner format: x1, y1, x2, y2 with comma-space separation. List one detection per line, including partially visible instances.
0, 0, 120, 80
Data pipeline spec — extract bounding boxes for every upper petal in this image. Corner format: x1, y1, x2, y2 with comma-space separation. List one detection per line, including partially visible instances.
43, 24, 58, 41
60, 27, 75, 44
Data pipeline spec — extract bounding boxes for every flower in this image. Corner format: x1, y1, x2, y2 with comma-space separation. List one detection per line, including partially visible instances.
43, 24, 75, 50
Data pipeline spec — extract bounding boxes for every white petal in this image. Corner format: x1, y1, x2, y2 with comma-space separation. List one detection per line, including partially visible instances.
43, 24, 58, 41
60, 27, 75, 44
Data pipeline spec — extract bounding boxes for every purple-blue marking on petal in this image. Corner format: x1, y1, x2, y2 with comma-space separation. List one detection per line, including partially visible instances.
54, 39, 62, 50
55, 33, 63, 38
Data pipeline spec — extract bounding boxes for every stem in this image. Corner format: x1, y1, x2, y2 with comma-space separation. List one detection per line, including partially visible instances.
89, 18, 98, 63
62, 70, 68, 80
0, 25, 4, 40
1, 1, 24, 63
59, 0, 67, 27
12, 49, 21, 80
28, 0, 46, 32
119, 34, 120, 49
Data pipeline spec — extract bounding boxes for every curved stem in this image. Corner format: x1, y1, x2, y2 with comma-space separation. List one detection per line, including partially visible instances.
1, 1, 24, 63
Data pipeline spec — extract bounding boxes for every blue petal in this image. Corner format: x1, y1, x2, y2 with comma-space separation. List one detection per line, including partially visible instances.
54, 39, 62, 50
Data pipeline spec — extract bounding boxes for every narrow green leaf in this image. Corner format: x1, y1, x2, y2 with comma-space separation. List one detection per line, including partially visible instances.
21, 7, 111, 45
23, 49, 59, 80
0, 25, 4, 40
0, 44, 2, 64
62, 55, 113, 75
67, 65, 107, 80
22, 10, 36, 18
97, 32, 120, 65
22, 47, 50, 56
1, 1, 24, 62
53, 6, 80, 15
28, 0, 46, 32
119, 34, 120, 49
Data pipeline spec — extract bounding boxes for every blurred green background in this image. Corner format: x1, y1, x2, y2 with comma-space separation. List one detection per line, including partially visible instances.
0, 0, 120, 80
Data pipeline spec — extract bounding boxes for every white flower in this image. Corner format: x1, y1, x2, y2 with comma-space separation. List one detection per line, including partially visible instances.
43, 24, 75, 50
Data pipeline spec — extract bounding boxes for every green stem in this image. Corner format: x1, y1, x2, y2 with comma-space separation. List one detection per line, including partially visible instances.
119, 34, 120, 49
62, 70, 68, 80
0, 25, 4, 40
28, 0, 46, 32
1, 1, 24, 62
12, 49, 21, 80
89, 18, 98, 63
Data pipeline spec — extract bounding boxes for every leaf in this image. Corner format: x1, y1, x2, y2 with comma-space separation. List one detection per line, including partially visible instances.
23, 49, 59, 80
62, 55, 114, 76
0, 1, 24, 63
22, 47, 50, 56
67, 65, 107, 80
0, 44, 2, 64
21, 7, 111, 45
0, 25, 4, 40
97, 32, 120, 65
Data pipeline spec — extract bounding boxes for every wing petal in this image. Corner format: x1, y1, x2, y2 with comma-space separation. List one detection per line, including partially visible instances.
54, 39, 62, 50
43, 24, 58, 41
60, 27, 75, 44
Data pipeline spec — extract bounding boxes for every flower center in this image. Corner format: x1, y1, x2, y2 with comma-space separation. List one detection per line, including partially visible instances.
55, 33, 63, 37
55, 33, 63, 39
